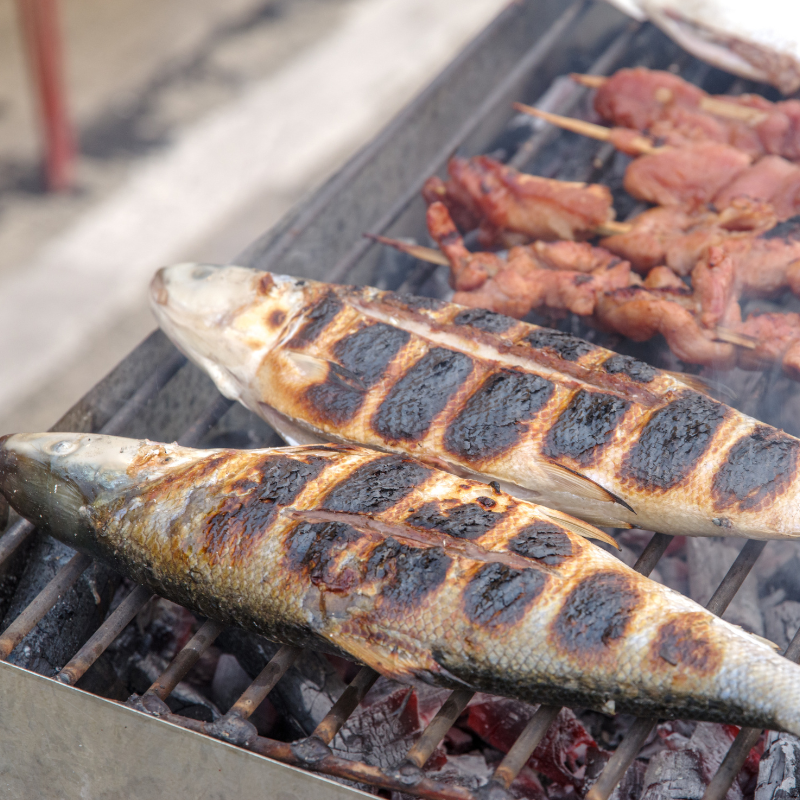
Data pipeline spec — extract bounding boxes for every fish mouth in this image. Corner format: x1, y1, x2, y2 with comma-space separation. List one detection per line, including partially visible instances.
0, 432, 142, 549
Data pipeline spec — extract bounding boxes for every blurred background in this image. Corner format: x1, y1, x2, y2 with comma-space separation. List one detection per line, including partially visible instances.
0, 0, 507, 434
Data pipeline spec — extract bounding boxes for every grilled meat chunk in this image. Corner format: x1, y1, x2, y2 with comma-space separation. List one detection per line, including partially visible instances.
422, 156, 615, 247
151, 263, 800, 539
3, 432, 800, 732
592, 68, 800, 162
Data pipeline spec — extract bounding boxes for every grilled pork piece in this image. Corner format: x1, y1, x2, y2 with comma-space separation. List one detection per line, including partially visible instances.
427, 201, 632, 317
591, 68, 800, 161
151, 262, 800, 539
421, 156, 616, 248
3, 432, 800, 732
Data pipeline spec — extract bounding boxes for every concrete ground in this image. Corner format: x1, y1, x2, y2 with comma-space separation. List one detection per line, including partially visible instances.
0, 0, 507, 433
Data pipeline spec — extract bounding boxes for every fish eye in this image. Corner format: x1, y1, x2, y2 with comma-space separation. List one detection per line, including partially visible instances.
47, 440, 80, 456
191, 265, 217, 281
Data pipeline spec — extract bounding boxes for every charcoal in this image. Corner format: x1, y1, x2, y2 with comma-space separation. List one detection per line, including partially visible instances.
761, 549, 800, 604
332, 678, 449, 770
641, 749, 707, 800
211, 652, 252, 712
463, 694, 602, 791
756, 732, 800, 800
687, 538, 764, 635
0, 535, 118, 675
763, 601, 800, 651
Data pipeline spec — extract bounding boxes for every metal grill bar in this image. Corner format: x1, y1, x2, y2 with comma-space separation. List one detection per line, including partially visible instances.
404, 688, 476, 770
56, 584, 153, 686
312, 666, 380, 745
146, 619, 225, 701
0, 552, 92, 660
491, 703, 562, 790
227, 645, 302, 720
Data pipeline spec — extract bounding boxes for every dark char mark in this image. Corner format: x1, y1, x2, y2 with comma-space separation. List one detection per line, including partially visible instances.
602, 353, 656, 383
304, 362, 366, 426
651, 614, 721, 673
544, 390, 630, 466
373, 348, 473, 441
334, 322, 410, 387
204, 455, 326, 563
760, 215, 800, 241
321, 455, 431, 514
366, 538, 451, 607
553, 572, 639, 655
406, 501, 502, 540
287, 292, 343, 347
524, 328, 594, 361
712, 426, 800, 512
622, 392, 728, 491
508, 521, 573, 565
305, 323, 410, 425
288, 522, 365, 592
444, 369, 553, 461
453, 307, 516, 333
464, 563, 547, 629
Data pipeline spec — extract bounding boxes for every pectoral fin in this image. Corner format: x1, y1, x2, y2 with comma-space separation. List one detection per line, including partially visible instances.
540, 459, 635, 514
538, 507, 621, 550
284, 350, 366, 391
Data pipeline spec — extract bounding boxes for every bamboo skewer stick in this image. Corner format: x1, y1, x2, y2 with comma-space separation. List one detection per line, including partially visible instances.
568, 73, 768, 125
569, 72, 606, 89
714, 327, 758, 349
366, 233, 450, 266
513, 103, 661, 155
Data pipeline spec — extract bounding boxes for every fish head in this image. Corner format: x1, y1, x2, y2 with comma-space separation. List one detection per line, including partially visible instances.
150, 263, 308, 404
0, 432, 146, 549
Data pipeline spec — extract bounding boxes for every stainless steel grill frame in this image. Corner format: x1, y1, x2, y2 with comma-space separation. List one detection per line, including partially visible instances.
0, 2, 794, 798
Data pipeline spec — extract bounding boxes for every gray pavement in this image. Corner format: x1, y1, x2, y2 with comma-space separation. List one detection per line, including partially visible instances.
0, 0, 506, 434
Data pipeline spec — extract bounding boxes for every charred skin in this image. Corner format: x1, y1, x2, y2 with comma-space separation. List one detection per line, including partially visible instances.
150, 264, 800, 539
2, 432, 800, 733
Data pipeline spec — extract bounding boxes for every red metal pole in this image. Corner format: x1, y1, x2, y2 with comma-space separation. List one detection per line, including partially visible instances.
15, 0, 76, 192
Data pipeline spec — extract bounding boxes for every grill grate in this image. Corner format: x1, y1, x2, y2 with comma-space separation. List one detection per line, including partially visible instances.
0, 2, 797, 798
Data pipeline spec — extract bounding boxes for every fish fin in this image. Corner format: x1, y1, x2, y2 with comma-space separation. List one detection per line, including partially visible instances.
256, 402, 329, 446
538, 508, 621, 550
284, 349, 366, 392
326, 630, 428, 681
663, 370, 736, 403
728, 624, 781, 652
541, 459, 635, 514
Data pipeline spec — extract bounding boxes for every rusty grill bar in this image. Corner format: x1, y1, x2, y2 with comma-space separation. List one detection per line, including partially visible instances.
0, 1, 795, 798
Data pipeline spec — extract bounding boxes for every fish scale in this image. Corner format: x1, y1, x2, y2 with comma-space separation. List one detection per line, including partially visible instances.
151, 263, 800, 539
2, 432, 800, 733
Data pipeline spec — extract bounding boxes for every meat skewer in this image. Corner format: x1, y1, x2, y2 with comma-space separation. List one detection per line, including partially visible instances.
421, 155, 624, 249
515, 103, 800, 215
373, 207, 800, 380
425, 156, 800, 302
572, 69, 800, 162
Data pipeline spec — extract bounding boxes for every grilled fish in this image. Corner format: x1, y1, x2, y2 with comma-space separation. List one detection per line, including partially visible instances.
150, 263, 800, 540
2, 431, 799, 732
